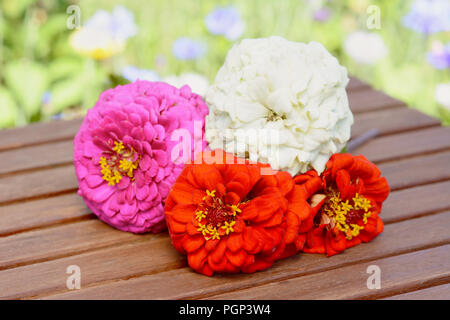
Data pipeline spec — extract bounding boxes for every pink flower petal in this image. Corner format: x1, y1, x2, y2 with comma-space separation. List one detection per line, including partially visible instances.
92, 184, 115, 203
136, 185, 149, 201
85, 174, 104, 188
139, 155, 151, 171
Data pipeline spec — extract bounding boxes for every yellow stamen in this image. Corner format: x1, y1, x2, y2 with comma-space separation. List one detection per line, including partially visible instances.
113, 141, 125, 154
221, 220, 236, 235
197, 224, 209, 236
203, 189, 216, 200
195, 210, 206, 222
210, 227, 220, 240
321, 189, 374, 240
229, 204, 241, 216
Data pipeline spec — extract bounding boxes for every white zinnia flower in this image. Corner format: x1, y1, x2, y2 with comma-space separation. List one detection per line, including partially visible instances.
164, 73, 210, 96
205, 36, 353, 175
344, 31, 388, 64
435, 83, 450, 110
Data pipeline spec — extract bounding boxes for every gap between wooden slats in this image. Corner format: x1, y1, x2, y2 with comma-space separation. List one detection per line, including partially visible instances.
348, 88, 405, 113
0, 119, 82, 152
381, 283, 450, 300
31, 213, 450, 300
351, 126, 450, 164
0, 220, 165, 271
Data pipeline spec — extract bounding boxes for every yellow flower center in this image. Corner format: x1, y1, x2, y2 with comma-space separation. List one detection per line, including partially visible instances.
99, 141, 139, 186
195, 189, 241, 241
317, 188, 372, 240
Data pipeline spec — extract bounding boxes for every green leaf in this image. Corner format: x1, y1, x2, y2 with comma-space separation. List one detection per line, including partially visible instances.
46, 74, 86, 115
1, 0, 37, 18
4, 60, 49, 119
48, 57, 83, 82
44, 58, 108, 116
0, 86, 19, 128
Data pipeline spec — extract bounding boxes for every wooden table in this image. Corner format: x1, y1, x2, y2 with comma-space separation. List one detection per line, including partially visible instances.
0, 78, 449, 300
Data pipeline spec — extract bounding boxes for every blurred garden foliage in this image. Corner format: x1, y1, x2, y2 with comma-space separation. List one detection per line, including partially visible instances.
0, 0, 449, 129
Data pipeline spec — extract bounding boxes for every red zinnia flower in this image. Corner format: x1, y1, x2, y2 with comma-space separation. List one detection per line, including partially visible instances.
165, 150, 313, 276
294, 153, 390, 257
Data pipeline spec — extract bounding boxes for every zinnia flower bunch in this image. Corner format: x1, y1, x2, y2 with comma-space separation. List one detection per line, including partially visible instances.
164, 151, 389, 275
73, 36, 390, 277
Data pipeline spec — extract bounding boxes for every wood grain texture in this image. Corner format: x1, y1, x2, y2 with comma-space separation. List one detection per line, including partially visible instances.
39, 211, 450, 299
209, 245, 450, 300
0, 236, 184, 299
0, 220, 147, 270
0, 119, 81, 152
381, 181, 450, 223
0, 193, 92, 236
348, 88, 405, 113
352, 126, 450, 163
0, 166, 78, 204
382, 283, 450, 300
378, 150, 450, 190
351, 107, 440, 138
0, 140, 74, 175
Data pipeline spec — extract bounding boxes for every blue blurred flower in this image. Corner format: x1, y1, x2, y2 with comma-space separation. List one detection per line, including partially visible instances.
205, 6, 245, 40
121, 66, 160, 82
314, 7, 331, 22
427, 43, 450, 69
41, 91, 52, 105
172, 37, 207, 60
402, 0, 450, 34
85, 5, 138, 41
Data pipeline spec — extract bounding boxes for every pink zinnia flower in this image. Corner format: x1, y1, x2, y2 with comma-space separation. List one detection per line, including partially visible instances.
74, 81, 209, 233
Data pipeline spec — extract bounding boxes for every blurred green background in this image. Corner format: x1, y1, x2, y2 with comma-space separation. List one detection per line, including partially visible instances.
0, 0, 449, 129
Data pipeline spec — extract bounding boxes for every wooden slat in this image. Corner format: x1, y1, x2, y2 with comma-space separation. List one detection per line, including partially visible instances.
347, 77, 370, 91
352, 126, 450, 163
38, 211, 450, 299
0, 166, 78, 204
0, 193, 92, 236
382, 283, 450, 300
378, 151, 450, 190
382, 181, 450, 223
0, 237, 184, 299
0, 119, 81, 152
351, 107, 440, 138
210, 245, 450, 300
0, 220, 148, 270
348, 88, 405, 113
0, 140, 73, 176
